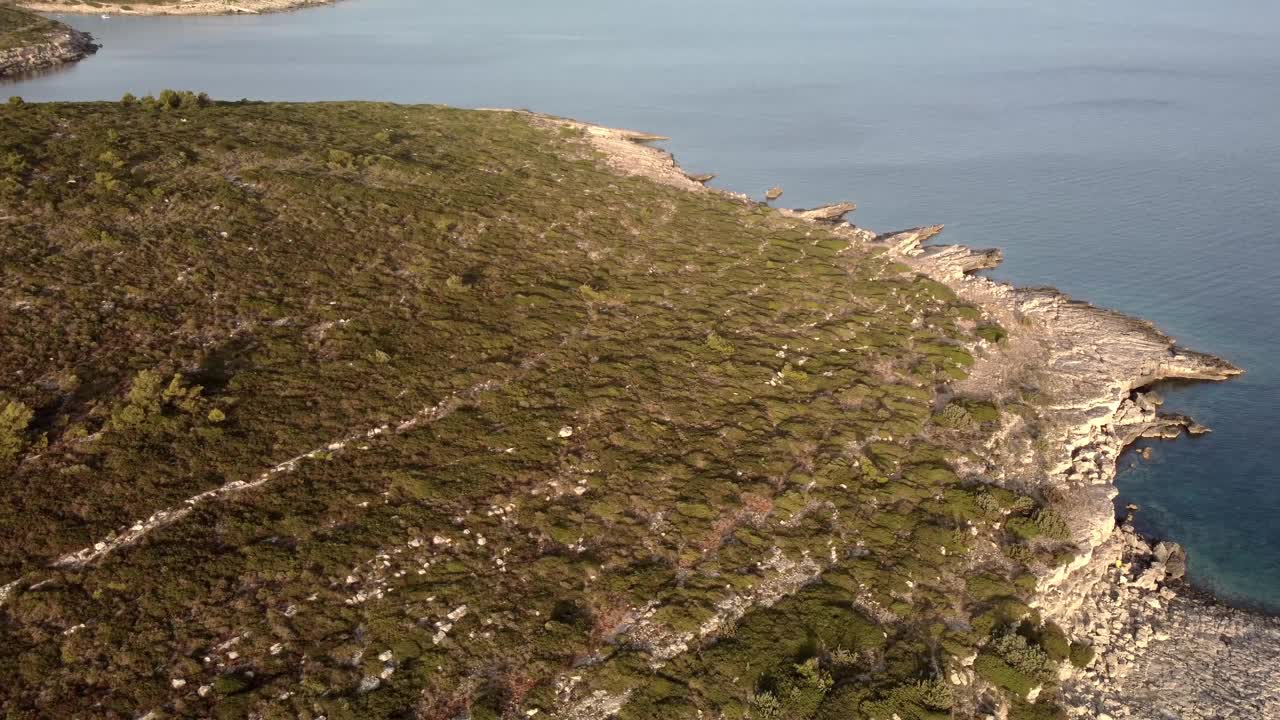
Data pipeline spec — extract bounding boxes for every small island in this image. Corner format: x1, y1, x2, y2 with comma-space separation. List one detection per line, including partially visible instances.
0, 96, 1273, 719
0, 4, 97, 78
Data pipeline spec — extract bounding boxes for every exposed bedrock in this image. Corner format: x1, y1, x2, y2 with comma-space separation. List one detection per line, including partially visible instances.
872, 218, 1267, 720
0, 27, 97, 78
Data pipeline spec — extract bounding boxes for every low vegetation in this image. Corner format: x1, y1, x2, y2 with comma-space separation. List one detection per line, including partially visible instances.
0, 96, 1082, 718
0, 4, 63, 52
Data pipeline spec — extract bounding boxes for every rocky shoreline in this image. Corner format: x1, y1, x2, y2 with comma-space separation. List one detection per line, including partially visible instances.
18, 0, 335, 15
0, 17, 97, 79
1053, 519, 1280, 718
555, 114, 1275, 718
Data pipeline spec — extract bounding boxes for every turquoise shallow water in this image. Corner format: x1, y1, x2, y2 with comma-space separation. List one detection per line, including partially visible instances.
7, 0, 1280, 611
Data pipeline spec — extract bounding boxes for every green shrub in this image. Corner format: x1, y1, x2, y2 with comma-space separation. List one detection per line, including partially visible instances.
755, 658, 832, 720
1068, 642, 1095, 669
1006, 509, 1071, 542
1, 151, 27, 176
966, 573, 1017, 602
1032, 509, 1070, 540
154, 89, 210, 111
1036, 622, 1070, 662
0, 398, 33, 465
704, 330, 736, 357
971, 598, 1032, 638
1005, 516, 1039, 542
675, 502, 714, 519
976, 324, 1007, 343
213, 673, 250, 695
974, 653, 1037, 698
934, 402, 974, 430
963, 400, 1000, 424
934, 398, 999, 430
327, 149, 356, 169
751, 691, 782, 719
110, 370, 165, 430
1008, 700, 1067, 720
909, 679, 953, 711
990, 629, 1054, 680
858, 679, 953, 720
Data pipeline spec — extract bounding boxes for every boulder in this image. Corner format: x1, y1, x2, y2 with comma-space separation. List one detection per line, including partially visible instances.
1154, 541, 1187, 579
780, 202, 856, 223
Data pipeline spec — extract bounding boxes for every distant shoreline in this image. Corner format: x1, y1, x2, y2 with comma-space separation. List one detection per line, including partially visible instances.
20, 0, 336, 16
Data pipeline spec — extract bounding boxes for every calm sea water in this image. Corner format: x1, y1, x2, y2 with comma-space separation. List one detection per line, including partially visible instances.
7, 0, 1280, 611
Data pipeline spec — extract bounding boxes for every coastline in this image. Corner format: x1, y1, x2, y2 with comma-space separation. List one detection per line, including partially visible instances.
18, 0, 334, 15
0, 99, 1270, 715
539, 111, 1278, 718
0, 19, 96, 79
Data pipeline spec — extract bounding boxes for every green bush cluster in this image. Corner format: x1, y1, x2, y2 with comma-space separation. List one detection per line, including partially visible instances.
0, 398, 33, 466
975, 625, 1062, 702
976, 324, 1007, 343
1068, 642, 1096, 669
704, 330, 736, 358
1008, 699, 1068, 720
1006, 508, 1071, 543
859, 679, 953, 720
933, 397, 1000, 430
156, 89, 211, 111
751, 659, 833, 719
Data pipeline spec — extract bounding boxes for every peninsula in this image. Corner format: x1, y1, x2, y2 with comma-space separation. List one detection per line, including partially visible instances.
0, 4, 96, 77
0, 96, 1273, 719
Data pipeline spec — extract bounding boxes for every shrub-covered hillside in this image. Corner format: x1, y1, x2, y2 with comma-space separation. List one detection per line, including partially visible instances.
0, 97, 1080, 719
0, 5, 60, 52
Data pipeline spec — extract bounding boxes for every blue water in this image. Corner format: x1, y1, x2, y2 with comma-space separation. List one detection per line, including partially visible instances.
8, 0, 1280, 611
